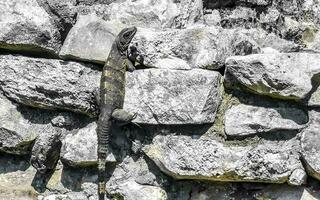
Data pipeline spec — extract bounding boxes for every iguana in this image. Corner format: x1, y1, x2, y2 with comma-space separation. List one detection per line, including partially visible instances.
97, 26, 137, 200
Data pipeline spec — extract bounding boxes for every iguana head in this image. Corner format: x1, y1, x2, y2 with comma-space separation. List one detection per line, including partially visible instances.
117, 27, 137, 55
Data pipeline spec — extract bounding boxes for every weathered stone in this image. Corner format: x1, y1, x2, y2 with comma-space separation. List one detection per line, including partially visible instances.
0, 0, 62, 55
40, 192, 89, 200
131, 26, 232, 70
224, 104, 307, 137
0, 95, 67, 155
0, 154, 38, 200
301, 110, 320, 181
0, 55, 100, 117
30, 131, 62, 174
171, 182, 320, 200
60, 122, 116, 167
106, 156, 168, 200
106, 0, 203, 29
225, 53, 320, 104
288, 168, 307, 186
59, 14, 125, 64
124, 69, 222, 124
237, 28, 300, 53
108, 181, 167, 200
132, 27, 298, 70
145, 135, 304, 184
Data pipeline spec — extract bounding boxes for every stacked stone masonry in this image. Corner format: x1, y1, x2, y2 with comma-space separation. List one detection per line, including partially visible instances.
1, 0, 320, 199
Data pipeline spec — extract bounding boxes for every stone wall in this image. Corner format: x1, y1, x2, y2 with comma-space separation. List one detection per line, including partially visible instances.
1, 0, 320, 199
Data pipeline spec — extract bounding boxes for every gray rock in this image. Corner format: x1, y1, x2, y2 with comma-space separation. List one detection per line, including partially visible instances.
301, 110, 320, 181
106, 156, 167, 200
224, 104, 307, 137
0, 95, 67, 155
108, 181, 167, 200
60, 122, 116, 167
40, 192, 88, 200
105, 0, 203, 29
0, 96, 37, 154
0, 0, 62, 55
59, 14, 125, 64
144, 135, 304, 184
288, 168, 307, 186
131, 27, 298, 70
225, 53, 320, 103
0, 55, 100, 117
124, 69, 222, 124
30, 131, 62, 174
171, 182, 320, 200
130, 26, 232, 70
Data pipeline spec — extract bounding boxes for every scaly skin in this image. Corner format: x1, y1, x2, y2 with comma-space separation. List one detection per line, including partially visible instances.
97, 27, 137, 200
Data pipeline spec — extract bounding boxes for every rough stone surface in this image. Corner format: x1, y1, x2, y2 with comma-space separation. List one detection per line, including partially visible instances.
0, 0, 62, 55
60, 122, 116, 167
301, 109, 320, 181
106, 156, 168, 200
0, 95, 69, 155
131, 26, 257, 70
0, 55, 100, 117
171, 181, 320, 200
105, 0, 204, 29
124, 69, 222, 124
59, 13, 125, 64
145, 135, 304, 184
30, 131, 62, 174
131, 27, 299, 70
224, 104, 308, 137
225, 53, 320, 104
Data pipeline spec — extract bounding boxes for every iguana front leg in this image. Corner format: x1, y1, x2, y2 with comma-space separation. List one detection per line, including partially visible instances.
112, 109, 137, 125
124, 58, 136, 72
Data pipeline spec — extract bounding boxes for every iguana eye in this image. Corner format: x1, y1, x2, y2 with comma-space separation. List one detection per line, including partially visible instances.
125, 31, 133, 38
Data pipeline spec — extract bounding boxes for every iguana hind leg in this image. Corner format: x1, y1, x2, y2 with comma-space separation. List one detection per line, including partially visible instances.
112, 109, 137, 125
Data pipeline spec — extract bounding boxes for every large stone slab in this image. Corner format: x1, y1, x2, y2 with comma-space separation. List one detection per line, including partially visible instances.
225, 53, 320, 104
131, 26, 248, 70
59, 14, 125, 64
301, 110, 320, 181
144, 135, 305, 184
225, 104, 308, 137
124, 69, 222, 124
0, 55, 221, 124
0, 55, 100, 117
0, 0, 62, 55
131, 27, 299, 70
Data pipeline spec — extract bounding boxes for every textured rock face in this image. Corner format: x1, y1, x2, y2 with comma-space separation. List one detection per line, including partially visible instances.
30, 131, 62, 173
0, 95, 65, 155
225, 53, 320, 103
0, 55, 100, 117
3, 0, 320, 199
59, 14, 125, 64
124, 69, 222, 124
60, 122, 116, 167
301, 110, 320, 181
0, 0, 62, 55
145, 135, 304, 184
131, 26, 258, 70
106, 156, 168, 200
225, 104, 308, 137
106, 0, 204, 28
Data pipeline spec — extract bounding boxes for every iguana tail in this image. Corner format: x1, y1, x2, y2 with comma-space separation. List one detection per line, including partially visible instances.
97, 116, 112, 200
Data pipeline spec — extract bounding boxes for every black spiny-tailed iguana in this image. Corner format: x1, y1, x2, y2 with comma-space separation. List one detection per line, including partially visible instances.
96, 27, 137, 200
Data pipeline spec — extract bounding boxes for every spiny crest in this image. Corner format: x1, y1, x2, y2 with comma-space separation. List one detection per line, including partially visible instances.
116, 27, 137, 54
